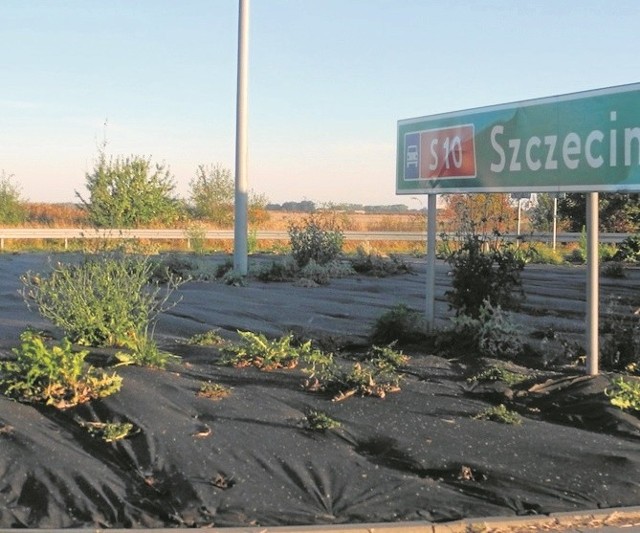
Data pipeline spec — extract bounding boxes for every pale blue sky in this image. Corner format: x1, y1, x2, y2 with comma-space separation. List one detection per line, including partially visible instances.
1, 0, 639, 207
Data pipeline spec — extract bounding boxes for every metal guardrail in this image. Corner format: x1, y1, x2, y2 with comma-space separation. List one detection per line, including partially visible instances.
0, 228, 632, 250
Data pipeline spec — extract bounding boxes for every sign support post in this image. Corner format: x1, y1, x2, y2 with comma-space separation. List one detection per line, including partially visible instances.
586, 192, 599, 375
425, 194, 437, 332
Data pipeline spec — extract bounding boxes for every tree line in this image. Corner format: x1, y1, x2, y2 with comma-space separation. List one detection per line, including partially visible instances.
1, 154, 640, 233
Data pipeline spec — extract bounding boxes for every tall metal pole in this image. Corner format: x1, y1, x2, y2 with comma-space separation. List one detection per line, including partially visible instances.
234, 0, 250, 275
425, 194, 437, 332
552, 196, 558, 250
586, 192, 599, 375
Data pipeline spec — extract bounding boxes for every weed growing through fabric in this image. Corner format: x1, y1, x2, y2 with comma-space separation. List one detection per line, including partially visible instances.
0, 331, 122, 409
370, 304, 428, 346
288, 212, 344, 267
197, 381, 231, 400
601, 261, 626, 279
222, 331, 331, 372
365, 343, 409, 371
78, 420, 135, 442
349, 247, 412, 277
305, 409, 341, 430
310, 351, 404, 402
115, 330, 180, 369
441, 301, 524, 360
186, 330, 226, 346
446, 233, 525, 318
605, 377, 640, 412
473, 404, 522, 425
252, 258, 298, 282
601, 296, 640, 373
614, 234, 640, 262
22, 252, 183, 351
467, 365, 529, 387
221, 269, 246, 286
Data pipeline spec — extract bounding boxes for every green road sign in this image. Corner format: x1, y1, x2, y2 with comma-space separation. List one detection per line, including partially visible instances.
397, 83, 640, 194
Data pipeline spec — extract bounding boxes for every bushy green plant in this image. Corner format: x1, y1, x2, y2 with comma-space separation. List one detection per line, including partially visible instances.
605, 377, 640, 411
446, 234, 525, 318
222, 331, 328, 371
313, 359, 403, 401
115, 331, 180, 369
614, 234, 640, 263
349, 248, 412, 277
370, 304, 428, 346
253, 258, 298, 282
0, 171, 26, 225
185, 223, 208, 253
288, 212, 344, 267
602, 261, 626, 279
364, 343, 409, 371
473, 404, 522, 425
527, 244, 564, 265
188, 164, 269, 227
443, 301, 524, 359
0, 331, 122, 409
601, 296, 640, 372
22, 253, 182, 351
77, 152, 183, 228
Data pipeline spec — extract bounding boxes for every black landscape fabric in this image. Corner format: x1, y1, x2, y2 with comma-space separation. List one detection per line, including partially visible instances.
0, 253, 639, 528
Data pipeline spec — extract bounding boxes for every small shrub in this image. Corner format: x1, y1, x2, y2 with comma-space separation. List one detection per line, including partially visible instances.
288, 213, 344, 267
473, 404, 522, 425
527, 244, 564, 265
197, 381, 231, 400
475, 302, 524, 359
185, 223, 208, 253
601, 296, 640, 372
221, 269, 246, 286
602, 261, 626, 279
305, 409, 341, 430
22, 253, 182, 350
150, 254, 196, 283
0, 331, 122, 409
442, 301, 524, 360
614, 235, 640, 263
215, 259, 234, 279
349, 248, 412, 277
370, 304, 428, 346
605, 377, 640, 411
253, 258, 297, 282
298, 259, 331, 285
446, 234, 525, 318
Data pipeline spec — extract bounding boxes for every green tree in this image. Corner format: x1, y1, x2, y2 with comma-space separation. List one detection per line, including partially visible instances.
558, 193, 640, 232
189, 164, 234, 226
77, 154, 183, 228
441, 193, 515, 235
0, 171, 26, 225
529, 193, 556, 232
189, 164, 269, 227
